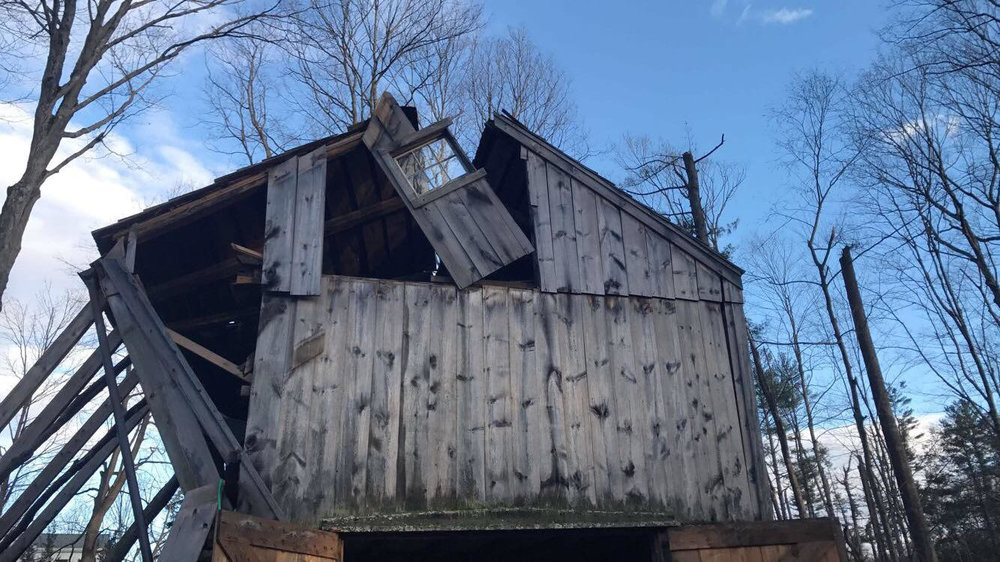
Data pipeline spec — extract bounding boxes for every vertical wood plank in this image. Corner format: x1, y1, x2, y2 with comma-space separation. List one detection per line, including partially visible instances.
646, 229, 676, 299
402, 282, 433, 509
672, 243, 699, 301
366, 280, 405, 505
580, 294, 621, 503
263, 157, 298, 292
597, 199, 630, 296
507, 288, 537, 499
571, 179, 605, 295
651, 298, 694, 517
290, 148, 327, 296
427, 284, 460, 505
622, 214, 654, 297
536, 292, 572, 502
629, 297, 669, 507
317, 279, 351, 513
346, 280, 377, 506
526, 151, 558, 293
456, 287, 487, 502
546, 163, 581, 292
484, 286, 514, 501
272, 292, 321, 518
697, 262, 723, 302
562, 294, 597, 503
605, 296, 649, 503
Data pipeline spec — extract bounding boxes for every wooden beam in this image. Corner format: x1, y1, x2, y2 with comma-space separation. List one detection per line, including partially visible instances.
168, 328, 248, 383
0, 403, 148, 561
0, 305, 93, 430
158, 483, 218, 562
230, 243, 263, 263
85, 275, 154, 562
98, 257, 282, 519
146, 256, 244, 300
0, 372, 140, 539
324, 197, 406, 235
0, 333, 122, 484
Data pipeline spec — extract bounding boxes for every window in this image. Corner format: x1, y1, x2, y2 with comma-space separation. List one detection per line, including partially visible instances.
394, 136, 471, 194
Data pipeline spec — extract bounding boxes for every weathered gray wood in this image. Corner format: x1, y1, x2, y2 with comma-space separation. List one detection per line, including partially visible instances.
159, 483, 217, 562
0, 334, 121, 484
580, 294, 621, 503
456, 286, 487, 501
697, 262, 723, 302
491, 114, 744, 287
571, 178, 605, 295
290, 147, 328, 296
402, 282, 433, 508
671, 243, 699, 301
596, 199, 629, 296
546, 163, 581, 293
622, 214, 654, 297
0, 403, 147, 562
0, 373, 139, 540
646, 227, 676, 299
536, 292, 572, 502
98, 258, 281, 519
427, 284, 459, 505
0, 305, 91, 431
366, 280, 405, 504
364, 93, 531, 289
526, 151, 557, 292
263, 157, 298, 292
346, 280, 377, 505
244, 293, 297, 495
507, 288, 536, 500
86, 278, 153, 562
256, 274, 763, 522
272, 291, 321, 518
484, 286, 513, 501
316, 279, 351, 515
726, 303, 773, 520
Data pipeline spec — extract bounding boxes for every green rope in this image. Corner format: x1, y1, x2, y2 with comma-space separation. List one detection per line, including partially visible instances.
217, 478, 224, 510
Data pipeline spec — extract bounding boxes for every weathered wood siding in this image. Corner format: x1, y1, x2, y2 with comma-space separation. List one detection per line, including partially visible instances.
248, 275, 764, 525
524, 149, 742, 302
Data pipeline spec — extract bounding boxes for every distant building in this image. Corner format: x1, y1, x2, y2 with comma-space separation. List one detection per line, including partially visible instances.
21, 533, 107, 562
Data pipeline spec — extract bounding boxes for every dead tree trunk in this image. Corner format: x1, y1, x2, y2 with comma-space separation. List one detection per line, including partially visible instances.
840, 246, 938, 562
682, 151, 709, 246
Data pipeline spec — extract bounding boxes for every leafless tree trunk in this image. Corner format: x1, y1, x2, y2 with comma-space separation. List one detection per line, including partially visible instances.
841, 245, 938, 562
0, 0, 280, 310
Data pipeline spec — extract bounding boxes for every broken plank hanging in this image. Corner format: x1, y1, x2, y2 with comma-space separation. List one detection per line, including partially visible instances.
263, 148, 328, 296
364, 92, 532, 288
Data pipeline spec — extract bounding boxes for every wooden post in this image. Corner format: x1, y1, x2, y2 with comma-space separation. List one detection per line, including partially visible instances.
839, 246, 938, 562
84, 272, 154, 562
682, 151, 709, 246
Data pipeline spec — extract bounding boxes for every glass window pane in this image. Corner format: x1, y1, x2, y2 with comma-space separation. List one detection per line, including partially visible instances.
395, 137, 469, 193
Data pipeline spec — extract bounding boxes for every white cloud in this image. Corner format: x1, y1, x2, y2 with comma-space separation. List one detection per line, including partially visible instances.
761, 7, 814, 25
0, 102, 217, 303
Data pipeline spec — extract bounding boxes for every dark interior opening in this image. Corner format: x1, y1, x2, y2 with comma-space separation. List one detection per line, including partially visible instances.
343, 528, 657, 562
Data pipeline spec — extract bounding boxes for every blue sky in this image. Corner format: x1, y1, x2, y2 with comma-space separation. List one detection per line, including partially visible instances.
484, 0, 888, 241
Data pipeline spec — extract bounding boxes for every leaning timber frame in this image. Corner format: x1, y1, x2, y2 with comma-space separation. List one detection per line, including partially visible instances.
0, 243, 282, 562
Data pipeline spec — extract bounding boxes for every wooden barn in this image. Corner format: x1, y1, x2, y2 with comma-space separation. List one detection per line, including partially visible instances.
0, 93, 847, 561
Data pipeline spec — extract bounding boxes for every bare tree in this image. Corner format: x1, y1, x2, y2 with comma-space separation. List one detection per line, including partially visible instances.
0, 286, 86, 509
285, 0, 483, 135
0, 0, 281, 310
463, 26, 587, 153
617, 134, 742, 252
204, 34, 289, 164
